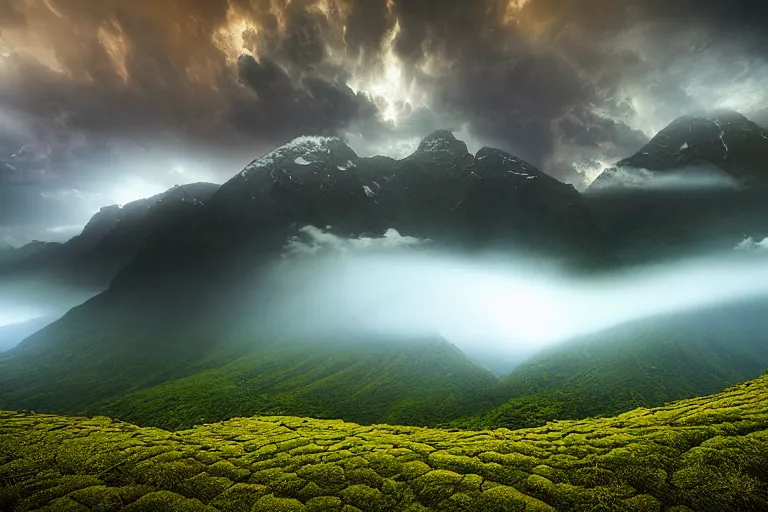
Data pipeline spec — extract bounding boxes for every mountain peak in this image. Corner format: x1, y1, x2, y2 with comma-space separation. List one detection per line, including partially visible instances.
660, 110, 756, 143
590, 110, 768, 190
241, 136, 359, 178
412, 130, 469, 157
673, 109, 750, 125
158, 182, 219, 205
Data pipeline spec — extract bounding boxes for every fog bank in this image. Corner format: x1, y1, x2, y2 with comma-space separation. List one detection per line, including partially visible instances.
250, 227, 768, 358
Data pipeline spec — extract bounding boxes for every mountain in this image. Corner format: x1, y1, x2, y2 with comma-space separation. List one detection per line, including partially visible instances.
589, 110, 768, 190
0, 317, 55, 353
0, 131, 598, 424
98, 338, 497, 430
5, 126, 768, 436
114, 132, 597, 291
0, 240, 59, 266
0, 182, 220, 291
461, 298, 768, 430
585, 111, 768, 263
3, 372, 768, 511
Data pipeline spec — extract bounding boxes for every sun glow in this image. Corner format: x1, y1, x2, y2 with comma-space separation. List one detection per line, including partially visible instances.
503, 0, 531, 24
109, 177, 166, 206
213, 2, 432, 126
0, 308, 43, 328
213, 16, 257, 64
0, 30, 65, 75
98, 21, 130, 84
347, 19, 428, 125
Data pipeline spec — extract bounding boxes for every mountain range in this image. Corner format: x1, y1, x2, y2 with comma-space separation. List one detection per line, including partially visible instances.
1, 109, 768, 439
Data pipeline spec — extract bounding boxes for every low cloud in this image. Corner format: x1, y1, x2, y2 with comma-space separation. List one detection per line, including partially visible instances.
735, 237, 768, 253
283, 225, 428, 256
45, 224, 84, 235
588, 164, 741, 192
253, 228, 768, 359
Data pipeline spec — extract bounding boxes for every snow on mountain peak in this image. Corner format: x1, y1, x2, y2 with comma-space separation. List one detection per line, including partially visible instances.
241, 136, 358, 178
412, 130, 469, 157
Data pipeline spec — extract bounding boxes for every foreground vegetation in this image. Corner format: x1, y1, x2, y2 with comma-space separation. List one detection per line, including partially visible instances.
98, 340, 497, 431
2, 373, 768, 511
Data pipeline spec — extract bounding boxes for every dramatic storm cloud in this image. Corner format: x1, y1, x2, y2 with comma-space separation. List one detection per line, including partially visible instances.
1, 0, 767, 242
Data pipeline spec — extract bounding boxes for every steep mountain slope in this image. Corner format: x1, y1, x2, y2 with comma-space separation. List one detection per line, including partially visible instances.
0, 132, 598, 420
114, 132, 597, 294
0, 318, 55, 353
585, 111, 768, 263
464, 299, 768, 430
0, 182, 220, 291
590, 110, 768, 190
99, 339, 497, 430
3, 373, 768, 511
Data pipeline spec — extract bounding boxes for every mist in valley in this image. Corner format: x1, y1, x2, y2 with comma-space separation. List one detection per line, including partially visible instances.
5, 215, 768, 368
0, 277, 99, 351
238, 226, 768, 367
588, 164, 743, 193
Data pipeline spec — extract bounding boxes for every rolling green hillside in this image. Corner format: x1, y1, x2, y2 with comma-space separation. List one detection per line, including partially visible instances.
6, 297, 768, 436
0, 327, 497, 430
2, 372, 768, 511
461, 300, 768, 430
98, 339, 498, 430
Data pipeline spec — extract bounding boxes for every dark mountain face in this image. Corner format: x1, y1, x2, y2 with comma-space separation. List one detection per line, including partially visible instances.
0, 131, 598, 422
206, 130, 592, 245
584, 111, 768, 263
4, 120, 768, 430
113, 131, 598, 291
0, 182, 220, 291
590, 110, 768, 191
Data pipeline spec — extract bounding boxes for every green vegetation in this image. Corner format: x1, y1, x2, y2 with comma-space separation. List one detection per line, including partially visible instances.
0, 334, 497, 431
3, 372, 768, 511
460, 302, 768, 429
4, 295, 768, 435
98, 340, 497, 430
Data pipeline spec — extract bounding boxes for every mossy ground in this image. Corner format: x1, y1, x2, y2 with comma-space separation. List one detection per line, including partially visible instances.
2, 374, 768, 511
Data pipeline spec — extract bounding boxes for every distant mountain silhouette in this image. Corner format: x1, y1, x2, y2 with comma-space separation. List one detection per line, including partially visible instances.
0, 182, 220, 290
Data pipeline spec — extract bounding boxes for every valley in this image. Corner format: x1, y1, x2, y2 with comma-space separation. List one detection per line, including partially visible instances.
2, 111, 768, 510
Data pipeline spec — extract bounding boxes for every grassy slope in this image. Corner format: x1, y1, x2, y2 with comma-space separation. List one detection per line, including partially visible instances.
5, 296, 768, 436
0, 282, 496, 429
2, 373, 768, 511
98, 340, 498, 430
461, 302, 768, 430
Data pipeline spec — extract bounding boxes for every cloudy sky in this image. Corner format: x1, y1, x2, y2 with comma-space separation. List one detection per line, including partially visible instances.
1, 0, 767, 245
